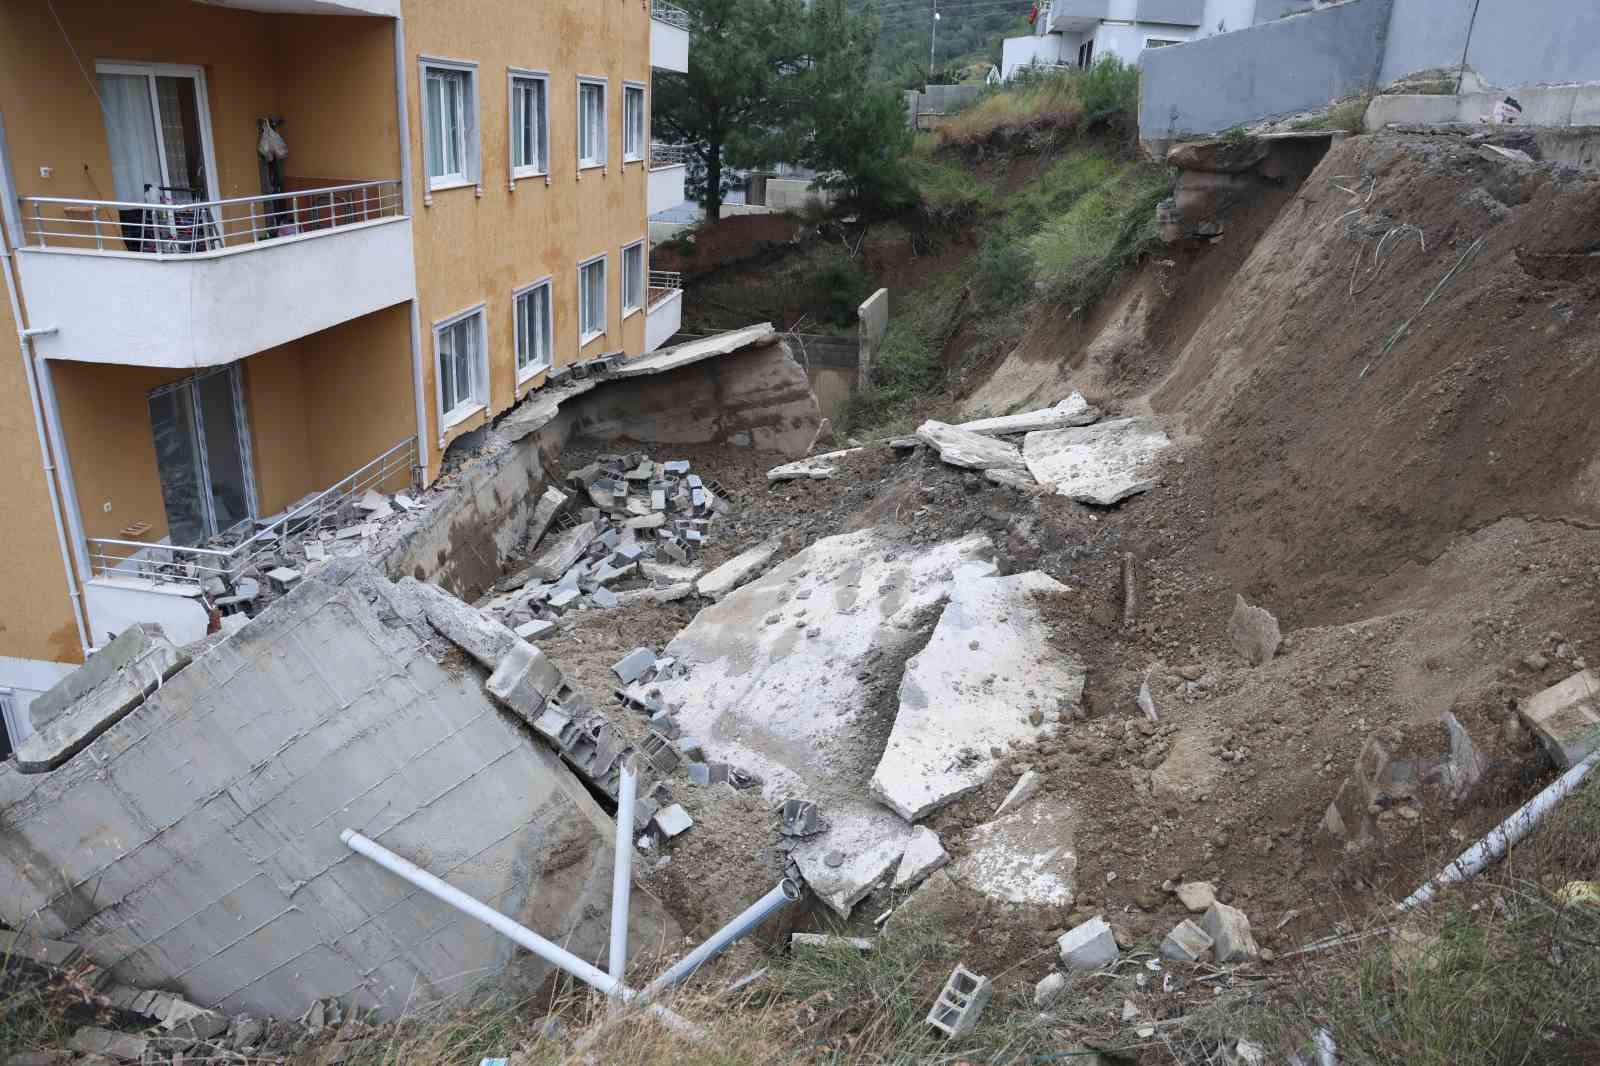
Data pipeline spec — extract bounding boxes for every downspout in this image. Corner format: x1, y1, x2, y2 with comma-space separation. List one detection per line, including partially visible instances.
393, 15, 431, 486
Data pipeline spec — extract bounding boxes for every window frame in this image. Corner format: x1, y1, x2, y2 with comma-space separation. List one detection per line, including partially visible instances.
513, 276, 556, 385
1142, 36, 1184, 49
620, 239, 645, 317
418, 56, 482, 199
622, 81, 647, 163
507, 68, 550, 187
576, 75, 609, 172
577, 253, 608, 347
433, 302, 489, 431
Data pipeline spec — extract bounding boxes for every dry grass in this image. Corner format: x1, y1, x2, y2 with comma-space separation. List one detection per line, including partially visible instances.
934, 61, 1139, 146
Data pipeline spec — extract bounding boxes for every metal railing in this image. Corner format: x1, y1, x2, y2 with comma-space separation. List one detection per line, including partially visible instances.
87, 436, 417, 590
650, 142, 689, 169
648, 269, 683, 309
21, 180, 403, 256
651, 0, 690, 29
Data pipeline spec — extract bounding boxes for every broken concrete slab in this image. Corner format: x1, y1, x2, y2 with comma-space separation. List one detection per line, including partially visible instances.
1160, 919, 1214, 963
995, 770, 1041, 818
402, 577, 521, 670
528, 521, 599, 581
612, 647, 657, 685
487, 640, 564, 721
696, 536, 784, 601
15, 630, 190, 774
1201, 902, 1260, 963
615, 583, 695, 607
983, 467, 1045, 493
27, 623, 168, 730
893, 825, 950, 890
527, 487, 568, 551
951, 797, 1078, 906
915, 420, 1028, 473
632, 528, 995, 916
1520, 669, 1600, 769
1057, 917, 1118, 970
957, 392, 1101, 437
767, 448, 864, 481
869, 569, 1080, 821
514, 619, 556, 641
1228, 595, 1281, 666
1023, 417, 1172, 505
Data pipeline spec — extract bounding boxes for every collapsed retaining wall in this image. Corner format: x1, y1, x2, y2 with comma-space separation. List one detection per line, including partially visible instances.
0, 562, 675, 1018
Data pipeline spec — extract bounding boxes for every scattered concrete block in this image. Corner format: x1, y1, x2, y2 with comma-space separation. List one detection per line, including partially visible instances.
1519, 670, 1600, 769
1200, 902, 1260, 963
696, 536, 784, 600
547, 587, 581, 612
994, 770, 1041, 817
1034, 971, 1067, 1008
869, 567, 1078, 821
357, 489, 388, 512
927, 965, 992, 1038
953, 797, 1077, 906
614, 582, 695, 606
487, 640, 563, 720
653, 803, 693, 838
767, 448, 864, 481
589, 587, 620, 609
1440, 711, 1488, 803
915, 420, 1028, 473
641, 731, 681, 777
790, 933, 874, 952
984, 467, 1045, 493
686, 762, 712, 786
958, 392, 1101, 436
893, 826, 949, 890
266, 566, 302, 592
403, 578, 520, 670
612, 647, 657, 684
305, 541, 327, 562
15, 630, 190, 773
514, 619, 556, 640
393, 493, 419, 511
1058, 917, 1118, 971
529, 521, 599, 580
67, 1028, 147, 1062
1228, 595, 1281, 666
1023, 417, 1171, 505
1176, 881, 1217, 913
1160, 919, 1214, 963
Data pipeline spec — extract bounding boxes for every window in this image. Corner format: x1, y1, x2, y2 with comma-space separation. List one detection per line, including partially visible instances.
1143, 37, 1183, 49
421, 59, 479, 191
509, 71, 549, 180
515, 279, 554, 381
579, 255, 607, 343
623, 83, 646, 162
1076, 39, 1094, 68
578, 78, 607, 169
435, 306, 487, 427
621, 240, 645, 315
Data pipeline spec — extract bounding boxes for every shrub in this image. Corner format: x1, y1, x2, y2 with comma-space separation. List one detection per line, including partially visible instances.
811, 259, 871, 326
1076, 56, 1139, 128
974, 235, 1033, 309
1029, 162, 1169, 305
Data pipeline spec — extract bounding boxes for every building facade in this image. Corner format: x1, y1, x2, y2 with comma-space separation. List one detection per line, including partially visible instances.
0, 0, 691, 738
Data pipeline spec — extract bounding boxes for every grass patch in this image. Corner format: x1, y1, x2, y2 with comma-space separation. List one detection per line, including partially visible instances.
905, 156, 992, 220
1291, 94, 1372, 134
1029, 162, 1169, 307
935, 59, 1137, 145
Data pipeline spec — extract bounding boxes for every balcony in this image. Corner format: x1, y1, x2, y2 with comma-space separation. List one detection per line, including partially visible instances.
16, 182, 414, 369
646, 270, 683, 352
651, 0, 690, 73
1136, 0, 1203, 27
649, 143, 690, 215
1047, 0, 1107, 33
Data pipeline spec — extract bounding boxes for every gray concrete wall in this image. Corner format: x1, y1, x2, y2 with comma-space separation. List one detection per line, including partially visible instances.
1139, 0, 1391, 138
0, 565, 674, 1019
858, 288, 888, 392
905, 84, 984, 127
1380, 0, 1600, 89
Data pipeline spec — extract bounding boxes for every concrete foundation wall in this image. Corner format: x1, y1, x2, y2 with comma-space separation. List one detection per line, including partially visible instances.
0, 564, 672, 1018
1380, 0, 1600, 89
1139, 0, 1391, 138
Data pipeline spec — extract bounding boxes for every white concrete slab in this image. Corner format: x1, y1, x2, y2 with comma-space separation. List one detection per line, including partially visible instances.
1520, 669, 1600, 769
630, 528, 995, 916
915, 420, 1027, 473
869, 570, 1082, 822
696, 536, 784, 601
767, 448, 864, 481
957, 392, 1101, 436
1023, 417, 1172, 506
953, 798, 1078, 907
893, 826, 949, 890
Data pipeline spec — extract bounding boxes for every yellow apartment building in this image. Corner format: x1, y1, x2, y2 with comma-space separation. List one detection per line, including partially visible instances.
0, 0, 692, 744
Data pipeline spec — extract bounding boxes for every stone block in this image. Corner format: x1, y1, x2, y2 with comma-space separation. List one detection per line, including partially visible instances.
486, 640, 563, 720
1200, 902, 1259, 963
514, 619, 556, 641
1160, 918, 1214, 962
915, 420, 1027, 473
1228, 595, 1281, 666
1034, 971, 1066, 1008
1519, 670, 1600, 769
1057, 917, 1118, 971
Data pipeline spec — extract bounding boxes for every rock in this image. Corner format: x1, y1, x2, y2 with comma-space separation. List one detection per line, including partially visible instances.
915, 420, 1028, 473
957, 393, 1101, 436
1034, 971, 1067, 1008
790, 933, 874, 952
1522, 652, 1550, 672
1519, 670, 1600, 769
696, 536, 784, 601
1023, 417, 1172, 505
994, 770, 1041, 817
767, 449, 864, 481
1057, 916, 1118, 971
1227, 595, 1281, 666
1176, 881, 1217, 912
893, 826, 950, 890
1160, 918, 1214, 962
1121, 999, 1140, 1022
67, 1029, 147, 1062
1201, 902, 1260, 962
229, 1016, 264, 1049
1439, 711, 1487, 804
1165, 137, 1271, 173
951, 797, 1078, 906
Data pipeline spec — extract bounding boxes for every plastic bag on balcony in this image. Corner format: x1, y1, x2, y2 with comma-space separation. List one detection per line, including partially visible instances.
258, 119, 288, 162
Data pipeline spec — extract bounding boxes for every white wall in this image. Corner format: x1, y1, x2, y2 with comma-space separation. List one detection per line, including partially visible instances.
1199, 0, 1258, 35
1002, 34, 1067, 79
0, 655, 76, 741
83, 576, 210, 649
19, 217, 415, 369
648, 163, 688, 215
645, 289, 682, 352
651, 19, 689, 73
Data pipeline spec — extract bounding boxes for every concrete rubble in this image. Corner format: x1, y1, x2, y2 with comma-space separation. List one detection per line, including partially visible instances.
696, 535, 785, 601
951, 797, 1078, 906
870, 568, 1082, 821
767, 448, 864, 481
1519, 669, 1600, 769
893, 825, 950, 890
1161, 919, 1215, 962
1023, 417, 1172, 505
1058, 917, 1119, 970
1201, 902, 1261, 963
915, 420, 1029, 473
994, 770, 1041, 817
927, 965, 992, 1038
790, 933, 875, 952
956, 392, 1102, 436
1228, 594, 1282, 666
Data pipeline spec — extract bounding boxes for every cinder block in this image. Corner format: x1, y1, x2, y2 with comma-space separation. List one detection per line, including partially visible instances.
927, 964, 992, 1037
1200, 902, 1259, 963
1160, 918, 1214, 963
1057, 916, 1118, 971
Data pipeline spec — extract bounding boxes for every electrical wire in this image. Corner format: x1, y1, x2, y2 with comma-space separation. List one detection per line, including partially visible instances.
45, 0, 104, 114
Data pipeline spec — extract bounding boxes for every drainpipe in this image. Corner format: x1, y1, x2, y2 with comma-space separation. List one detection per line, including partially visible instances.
393, 15, 431, 486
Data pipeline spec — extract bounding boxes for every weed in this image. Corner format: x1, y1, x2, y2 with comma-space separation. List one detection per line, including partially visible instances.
1029, 161, 1170, 307
974, 235, 1033, 309
936, 64, 1085, 143
905, 156, 992, 221
1220, 123, 1251, 144
1291, 94, 1373, 134
1076, 56, 1140, 129
811, 259, 871, 326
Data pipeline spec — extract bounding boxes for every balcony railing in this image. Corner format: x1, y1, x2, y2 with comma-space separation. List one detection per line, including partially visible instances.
650, 143, 689, 169
651, 0, 690, 29
648, 269, 682, 309
87, 436, 417, 591
21, 180, 403, 257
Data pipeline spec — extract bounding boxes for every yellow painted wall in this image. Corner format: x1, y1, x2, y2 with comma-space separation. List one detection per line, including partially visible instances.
404, 0, 652, 478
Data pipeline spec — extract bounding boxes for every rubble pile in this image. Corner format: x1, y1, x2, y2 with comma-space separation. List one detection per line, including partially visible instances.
479, 452, 738, 634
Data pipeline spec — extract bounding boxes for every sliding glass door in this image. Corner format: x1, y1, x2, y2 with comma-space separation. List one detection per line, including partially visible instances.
148, 366, 257, 547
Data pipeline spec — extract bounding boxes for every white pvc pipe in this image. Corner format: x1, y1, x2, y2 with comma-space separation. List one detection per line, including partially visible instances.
608, 759, 638, 985
340, 829, 697, 1035
1399, 747, 1600, 911
641, 878, 801, 1000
